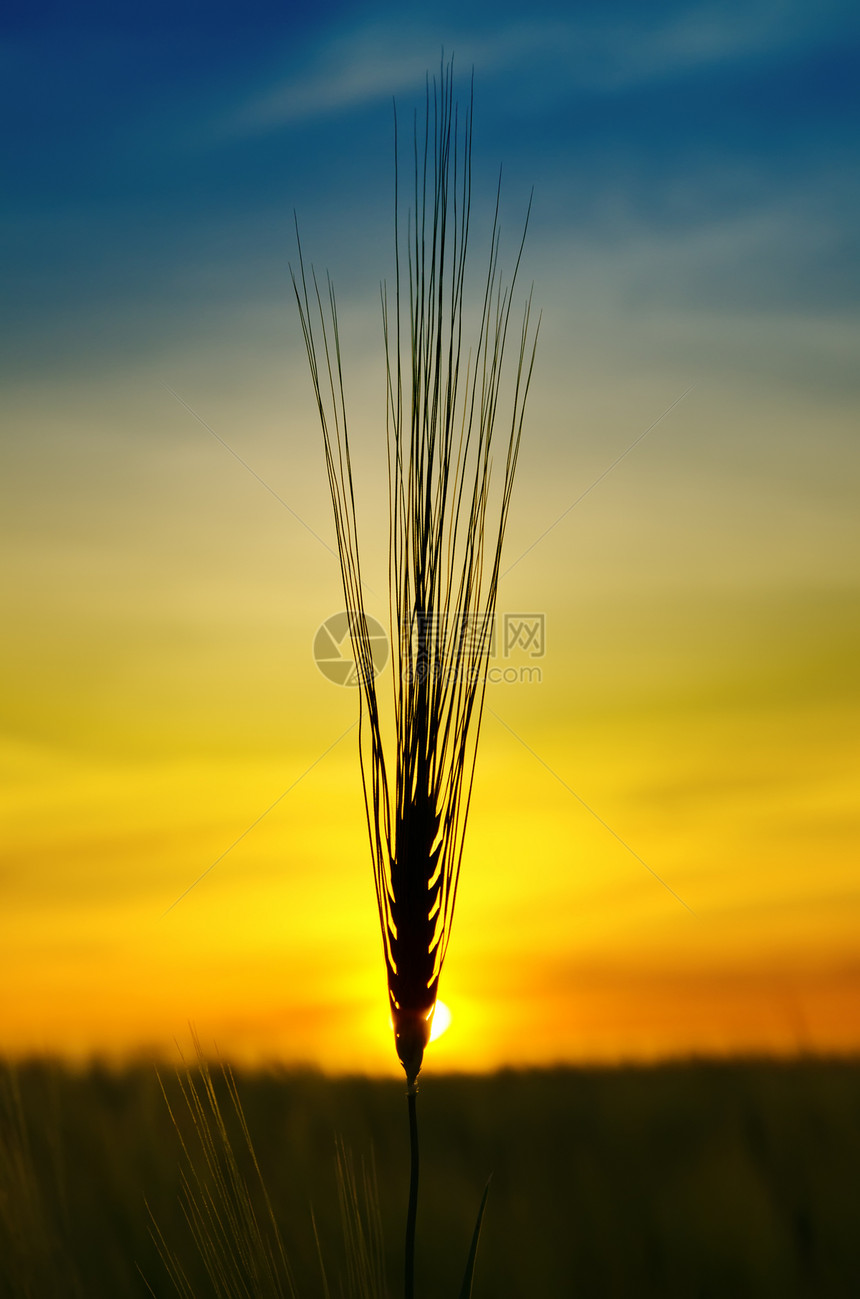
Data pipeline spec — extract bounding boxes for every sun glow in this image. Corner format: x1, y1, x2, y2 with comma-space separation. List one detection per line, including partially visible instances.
430, 1001, 452, 1042
387, 1001, 452, 1047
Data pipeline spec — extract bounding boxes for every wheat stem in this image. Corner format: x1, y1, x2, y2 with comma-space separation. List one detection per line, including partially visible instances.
404, 1089, 419, 1299
291, 60, 538, 1090
293, 58, 538, 1297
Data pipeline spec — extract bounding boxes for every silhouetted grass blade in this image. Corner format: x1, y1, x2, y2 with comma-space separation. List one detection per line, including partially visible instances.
458, 1179, 491, 1299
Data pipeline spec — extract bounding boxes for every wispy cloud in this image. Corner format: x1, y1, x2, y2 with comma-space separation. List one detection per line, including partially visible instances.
222, 21, 570, 134
222, 1, 854, 136
577, 0, 844, 90
229, 34, 429, 131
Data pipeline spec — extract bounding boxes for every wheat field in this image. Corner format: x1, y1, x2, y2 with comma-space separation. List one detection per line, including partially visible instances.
2, 1058, 859, 1298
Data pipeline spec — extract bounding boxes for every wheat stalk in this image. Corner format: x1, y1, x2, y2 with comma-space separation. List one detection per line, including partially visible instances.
293, 61, 537, 1089
293, 59, 538, 1298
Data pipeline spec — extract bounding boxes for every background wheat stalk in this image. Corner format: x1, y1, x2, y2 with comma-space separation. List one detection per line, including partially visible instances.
293, 60, 538, 1297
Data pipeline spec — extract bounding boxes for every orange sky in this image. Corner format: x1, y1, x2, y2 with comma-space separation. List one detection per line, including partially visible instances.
3, 365, 858, 1075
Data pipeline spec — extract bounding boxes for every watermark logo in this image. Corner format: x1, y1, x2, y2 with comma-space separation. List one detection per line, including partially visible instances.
502, 613, 546, 658
314, 611, 545, 686
313, 612, 389, 686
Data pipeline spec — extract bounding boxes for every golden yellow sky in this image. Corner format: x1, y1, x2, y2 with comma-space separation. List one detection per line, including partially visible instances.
3, 342, 858, 1074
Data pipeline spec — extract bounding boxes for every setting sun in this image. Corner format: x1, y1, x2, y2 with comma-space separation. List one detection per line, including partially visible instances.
430, 1001, 452, 1043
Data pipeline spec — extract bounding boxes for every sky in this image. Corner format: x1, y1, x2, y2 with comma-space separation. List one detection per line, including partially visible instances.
2, 0, 859, 1075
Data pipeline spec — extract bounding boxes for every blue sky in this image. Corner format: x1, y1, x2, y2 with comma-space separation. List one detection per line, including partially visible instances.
4, 1, 859, 382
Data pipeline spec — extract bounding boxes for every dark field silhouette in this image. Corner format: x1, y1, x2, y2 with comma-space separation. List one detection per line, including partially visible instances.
2, 1058, 858, 1297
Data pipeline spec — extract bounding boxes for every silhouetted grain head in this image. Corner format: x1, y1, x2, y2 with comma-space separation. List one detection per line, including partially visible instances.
293, 61, 538, 1091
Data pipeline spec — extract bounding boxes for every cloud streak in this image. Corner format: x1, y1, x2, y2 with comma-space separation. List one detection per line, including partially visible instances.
223, 0, 857, 136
